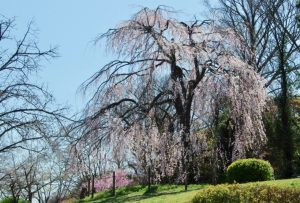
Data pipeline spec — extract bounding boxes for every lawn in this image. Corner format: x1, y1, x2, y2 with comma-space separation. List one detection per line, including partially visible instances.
242, 178, 300, 188
77, 178, 300, 203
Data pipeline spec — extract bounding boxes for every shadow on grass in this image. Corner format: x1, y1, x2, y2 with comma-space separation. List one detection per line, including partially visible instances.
83, 185, 147, 203
143, 185, 158, 195
90, 185, 205, 203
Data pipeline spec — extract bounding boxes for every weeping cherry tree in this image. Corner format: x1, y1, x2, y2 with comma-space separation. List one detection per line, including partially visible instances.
82, 7, 267, 189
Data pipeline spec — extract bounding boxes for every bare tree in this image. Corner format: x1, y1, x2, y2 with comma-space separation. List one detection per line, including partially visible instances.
38, 151, 78, 203
0, 15, 70, 154
0, 158, 23, 203
0, 15, 75, 202
69, 129, 109, 198
209, 0, 276, 85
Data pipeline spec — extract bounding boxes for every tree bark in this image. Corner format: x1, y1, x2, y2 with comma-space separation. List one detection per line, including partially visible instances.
91, 174, 95, 198
278, 36, 294, 178
87, 177, 91, 196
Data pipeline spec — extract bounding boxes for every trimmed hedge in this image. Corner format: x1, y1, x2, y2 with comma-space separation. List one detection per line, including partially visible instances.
226, 158, 274, 183
192, 184, 300, 203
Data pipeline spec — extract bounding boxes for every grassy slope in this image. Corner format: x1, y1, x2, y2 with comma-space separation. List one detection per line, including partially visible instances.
79, 178, 300, 203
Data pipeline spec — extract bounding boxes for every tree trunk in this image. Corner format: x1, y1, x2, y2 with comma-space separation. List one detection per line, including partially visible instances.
112, 171, 116, 196
91, 174, 95, 198
181, 124, 192, 191
12, 197, 18, 203
27, 184, 32, 203
278, 38, 294, 178
87, 177, 91, 196
176, 94, 195, 191
28, 193, 33, 203
212, 147, 218, 185
148, 166, 151, 190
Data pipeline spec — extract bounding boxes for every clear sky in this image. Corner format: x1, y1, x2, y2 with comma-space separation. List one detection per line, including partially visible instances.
2, 0, 211, 113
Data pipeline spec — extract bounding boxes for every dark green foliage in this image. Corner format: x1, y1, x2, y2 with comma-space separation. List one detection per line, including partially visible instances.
144, 185, 158, 194
263, 96, 300, 178
0, 197, 29, 203
226, 159, 274, 183
192, 184, 300, 203
16, 200, 28, 203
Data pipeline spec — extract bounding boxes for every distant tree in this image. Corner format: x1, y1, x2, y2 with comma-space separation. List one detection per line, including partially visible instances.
211, 0, 300, 178
69, 129, 109, 198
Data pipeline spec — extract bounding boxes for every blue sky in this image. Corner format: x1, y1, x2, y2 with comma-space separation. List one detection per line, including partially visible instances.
2, 0, 210, 113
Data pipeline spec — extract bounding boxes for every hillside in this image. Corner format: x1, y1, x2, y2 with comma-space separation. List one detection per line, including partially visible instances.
75, 178, 300, 203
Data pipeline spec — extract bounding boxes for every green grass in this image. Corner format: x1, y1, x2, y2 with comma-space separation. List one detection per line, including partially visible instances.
242, 178, 300, 188
78, 184, 207, 203
77, 178, 300, 203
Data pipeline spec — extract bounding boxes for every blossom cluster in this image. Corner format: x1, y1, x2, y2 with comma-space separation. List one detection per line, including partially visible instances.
81, 170, 133, 192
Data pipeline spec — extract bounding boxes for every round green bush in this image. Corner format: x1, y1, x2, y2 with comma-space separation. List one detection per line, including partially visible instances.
226, 158, 274, 183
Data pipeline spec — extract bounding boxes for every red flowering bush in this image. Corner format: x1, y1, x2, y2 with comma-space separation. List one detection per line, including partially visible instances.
81, 170, 133, 192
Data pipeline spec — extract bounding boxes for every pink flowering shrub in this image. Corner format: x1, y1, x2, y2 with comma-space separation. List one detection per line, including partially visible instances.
81, 170, 133, 192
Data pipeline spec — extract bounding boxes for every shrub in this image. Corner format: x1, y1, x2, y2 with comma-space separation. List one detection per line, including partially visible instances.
81, 170, 133, 193
0, 197, 29, 203
192, 184, 300, 203
0, 198, 15, 203
226, 158, 274, 183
